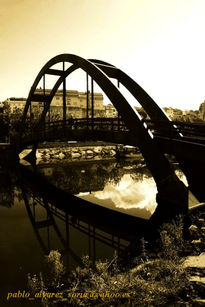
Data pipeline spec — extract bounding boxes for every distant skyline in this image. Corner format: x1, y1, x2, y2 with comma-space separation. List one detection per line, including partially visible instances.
1, 0, 205, 110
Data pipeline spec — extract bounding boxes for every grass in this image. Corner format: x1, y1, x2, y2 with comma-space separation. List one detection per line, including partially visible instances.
28, 215, 197, 306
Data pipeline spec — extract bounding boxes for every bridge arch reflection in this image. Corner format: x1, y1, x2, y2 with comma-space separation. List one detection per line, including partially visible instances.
20, 164, 145, 269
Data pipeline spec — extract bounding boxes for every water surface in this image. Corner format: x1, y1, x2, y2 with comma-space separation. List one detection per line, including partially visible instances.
0, 158, 185, 304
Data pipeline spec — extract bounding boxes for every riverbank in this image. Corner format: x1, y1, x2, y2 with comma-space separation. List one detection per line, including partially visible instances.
27, 206, 205, 306
20, 142, 141, 162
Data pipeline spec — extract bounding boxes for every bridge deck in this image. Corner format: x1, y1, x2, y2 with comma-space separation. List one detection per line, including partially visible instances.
20, 117, 205, 163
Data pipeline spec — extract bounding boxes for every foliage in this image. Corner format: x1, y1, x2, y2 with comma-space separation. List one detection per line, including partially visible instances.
28, 217, 193, 306
46, 250, 65, 288
159, 215, 184, 261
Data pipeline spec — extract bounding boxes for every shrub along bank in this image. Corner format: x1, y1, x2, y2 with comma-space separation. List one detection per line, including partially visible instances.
28, 209, 205, 306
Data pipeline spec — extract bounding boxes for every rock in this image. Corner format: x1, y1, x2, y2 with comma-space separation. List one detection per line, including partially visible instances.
86, 155, 93, 159
189, 224, 198, 232
93, 147, 102, 154
110, 149, 116, 157
81, 150, 86, 156
58, 152, 65, 159
183, 253, 205, 302
102, 150, 108, 156
183, 253, 205, 268
191, 240, 202, 245
36, 151, 42, 159
198, 218, 205, 224
190, 281, 205, 298
192, 299, 205, 306
86, 150, 93, 156
71, 152, 81, 158
45, 154, 50, 159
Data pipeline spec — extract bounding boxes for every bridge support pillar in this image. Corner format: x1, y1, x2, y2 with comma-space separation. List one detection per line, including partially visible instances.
150, 174, 188, 226
23, 143, 38, 164
180, 160, 205, 203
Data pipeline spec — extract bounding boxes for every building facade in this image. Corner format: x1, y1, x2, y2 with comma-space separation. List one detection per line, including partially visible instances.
4, 89, 105, 120
199, 100, 205, 121
4, 97, 27, 113
104, 104, 118, 118
46, 89, 105, 119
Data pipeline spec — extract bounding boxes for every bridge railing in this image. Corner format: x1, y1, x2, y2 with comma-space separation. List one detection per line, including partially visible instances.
145, 120, 205, 141
21, 117, 205, 144
21, 117, 128, 143
43, 117, 127, 132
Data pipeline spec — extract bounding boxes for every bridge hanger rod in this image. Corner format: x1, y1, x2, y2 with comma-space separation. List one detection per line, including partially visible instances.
86, 73, 89, 128
43, 74, 45, 108
91, 77, 94, 131
63, 61, 66, 122
117, 80, 120, 130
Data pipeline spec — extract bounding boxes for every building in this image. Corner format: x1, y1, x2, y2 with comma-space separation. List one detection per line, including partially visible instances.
163, 107, 183, 120
104, 104, 118, 118
4, 97, 27, 113
0, 102, 3, 114
199, 100, 205, 121
44, 89, 105, 119
4, 89, 105, 119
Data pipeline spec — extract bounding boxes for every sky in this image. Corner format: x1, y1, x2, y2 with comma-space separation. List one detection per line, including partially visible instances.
1, 0, 205, 110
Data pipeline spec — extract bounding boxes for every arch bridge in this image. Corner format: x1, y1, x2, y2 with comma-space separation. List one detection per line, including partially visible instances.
17, 54, 205, 223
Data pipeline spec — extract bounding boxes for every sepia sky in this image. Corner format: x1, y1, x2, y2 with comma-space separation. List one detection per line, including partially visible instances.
1, 0, 205, 110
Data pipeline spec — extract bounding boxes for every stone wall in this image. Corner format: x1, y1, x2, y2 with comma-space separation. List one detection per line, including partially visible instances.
19, 144, 139, 161
37, 145, 117, 160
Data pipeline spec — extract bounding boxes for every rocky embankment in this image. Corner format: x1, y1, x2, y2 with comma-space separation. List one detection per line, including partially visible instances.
183, 207, 205, 305
20, 143, 140, 161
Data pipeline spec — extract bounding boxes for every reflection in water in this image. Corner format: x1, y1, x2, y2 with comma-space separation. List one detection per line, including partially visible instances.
78, 174, 157, 219
29, 195, 129, 251
36, 159, 157, 220
0, 158, 190, 303
22, 188, 83, 267
20, 179, 134, 273
0, 170, 15, 207
17, 159, 157, 273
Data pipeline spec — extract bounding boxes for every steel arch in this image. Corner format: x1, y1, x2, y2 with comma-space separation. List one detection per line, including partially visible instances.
19, 54, 188, 218
88, 59, 170, 122
20, 54, 172, 182
21, 56, 172, 132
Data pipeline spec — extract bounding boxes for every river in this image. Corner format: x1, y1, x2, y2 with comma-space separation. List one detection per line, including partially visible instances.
0, 157, 186, 304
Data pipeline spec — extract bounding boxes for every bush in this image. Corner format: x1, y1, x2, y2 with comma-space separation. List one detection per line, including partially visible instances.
28, 218, 192, 306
